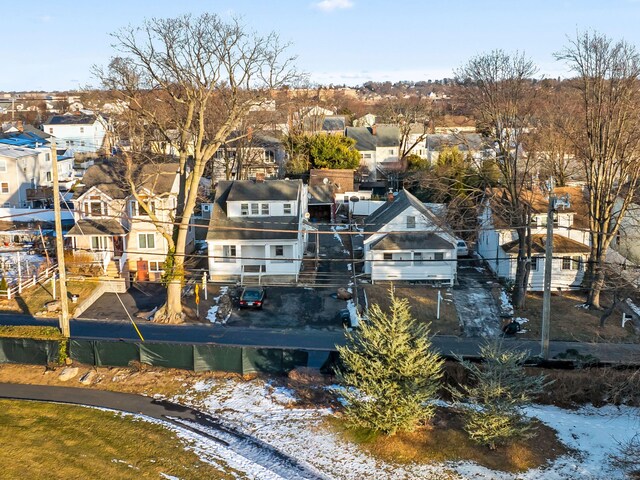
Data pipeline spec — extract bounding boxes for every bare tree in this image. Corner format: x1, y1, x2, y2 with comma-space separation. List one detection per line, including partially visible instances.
556, 31, 640, 309
455, 51, 538, 309
96, 13, 297, 323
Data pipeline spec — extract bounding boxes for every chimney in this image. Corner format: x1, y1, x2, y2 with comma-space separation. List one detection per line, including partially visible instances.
256, 172, 266, 183
371, 124, 377, 136
17, 120, 23, 132
387, 190, 394, 202
247, 126, 254, 141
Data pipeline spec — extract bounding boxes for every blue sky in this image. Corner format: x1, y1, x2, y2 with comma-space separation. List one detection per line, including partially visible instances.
5, 0, 640, 91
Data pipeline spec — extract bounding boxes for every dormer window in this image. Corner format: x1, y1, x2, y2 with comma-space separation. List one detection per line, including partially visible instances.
130, 198, 156, 217
85, 196, 106, 216
241, 203, 249, 215
261, 204, 269, 215
283, 203, 292, 215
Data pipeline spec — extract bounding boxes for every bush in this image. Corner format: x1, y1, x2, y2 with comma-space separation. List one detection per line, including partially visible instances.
453, 341, 548, 449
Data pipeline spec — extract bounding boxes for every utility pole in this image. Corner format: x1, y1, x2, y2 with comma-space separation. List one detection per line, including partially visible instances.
51, 139, 70, 337
541, 178, 569, 360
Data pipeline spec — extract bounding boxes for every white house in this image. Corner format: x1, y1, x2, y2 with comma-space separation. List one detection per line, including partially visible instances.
477, 186, 591, 291
65, 162, 194, 285
42, 113, 111, 154
363, 189, 458, 285
206, 179, 313, 283
346, 125, 401, 181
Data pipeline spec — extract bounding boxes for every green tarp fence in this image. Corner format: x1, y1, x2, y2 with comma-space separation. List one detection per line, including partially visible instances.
70, 339, 332, 374
0, 338, 59, 365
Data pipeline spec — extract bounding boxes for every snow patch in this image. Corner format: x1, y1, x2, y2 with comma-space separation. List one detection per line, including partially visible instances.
207, 286, 229, 323
500, 290, 514, 315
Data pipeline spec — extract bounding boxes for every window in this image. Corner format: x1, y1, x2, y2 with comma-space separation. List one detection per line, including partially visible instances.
91, 236, 107, 250
383, 253, 393, 261
251, 203, 259, 215
0, 160, 6, 173
573, 256, 583, 271
241, 203, 249, 215
138, 233, 155, 249
389, 149, 394, 154
49, 128, 53, 134
261, 203, 269, 215
89, 201, 103, 216
434, 252, 444, 261
46, 172, 51, 182
414, 252, 424, 265
81, 141, 86, 147
149, 261, 163, 272
283, 203, 292, 215
363, 153, 372, 159
531, 256, 539, 271
79, 127, 84, 133
222, 245, 237, 262
264, 151, 275, 163
275, 245, 284, 256
202, 204, 211, 212
406, 216, 416, 228
130, 200, 155, 217
0, 183, 8, 194
45, 153, 50, 162
562, 256, 572, 270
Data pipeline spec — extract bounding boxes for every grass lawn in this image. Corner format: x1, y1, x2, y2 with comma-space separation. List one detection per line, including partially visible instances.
364, 283, 460, 335
331, 408, 566, 473
0, 278, 99, 317
515, 291, 639, 343
0, 399, 236, 480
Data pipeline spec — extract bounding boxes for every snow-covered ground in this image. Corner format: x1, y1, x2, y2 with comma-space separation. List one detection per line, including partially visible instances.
167, 377, 639, 480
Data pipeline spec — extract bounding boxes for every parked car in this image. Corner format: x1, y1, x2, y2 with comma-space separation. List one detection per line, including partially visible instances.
456, 239, 469, 257
239, 287, 266, 309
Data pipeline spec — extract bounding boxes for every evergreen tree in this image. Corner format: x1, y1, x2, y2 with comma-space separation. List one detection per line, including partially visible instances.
337, 290, 444, 435
453, 341, 548, 449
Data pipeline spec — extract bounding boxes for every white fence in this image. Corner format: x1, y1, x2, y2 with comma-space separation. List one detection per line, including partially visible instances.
1, 264, 58, 299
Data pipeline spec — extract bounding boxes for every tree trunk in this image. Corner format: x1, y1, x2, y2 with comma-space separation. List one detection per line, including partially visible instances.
154, 280, 184, 324
511, 229, 530, 310
587, 265, 605, 310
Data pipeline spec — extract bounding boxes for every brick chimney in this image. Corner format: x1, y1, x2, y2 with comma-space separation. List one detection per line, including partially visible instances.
371, 124, 377, 136
387, 190, 394, 202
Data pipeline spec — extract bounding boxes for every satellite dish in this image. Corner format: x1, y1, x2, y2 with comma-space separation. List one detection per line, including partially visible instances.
349, 196, 360, 203
322, 177, 329, 185
304, 212, 310, 219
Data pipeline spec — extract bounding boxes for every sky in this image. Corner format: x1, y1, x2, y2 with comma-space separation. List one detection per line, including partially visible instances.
4, 0, 640, 91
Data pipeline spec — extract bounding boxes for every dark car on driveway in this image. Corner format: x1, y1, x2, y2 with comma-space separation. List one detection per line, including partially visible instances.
239, 287, 266, 309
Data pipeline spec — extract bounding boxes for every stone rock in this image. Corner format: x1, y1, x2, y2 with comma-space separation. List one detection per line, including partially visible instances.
336, 287, 352, 300
58, 367, 79, 382
45, 300, 61, 313
79, 370, 97, 385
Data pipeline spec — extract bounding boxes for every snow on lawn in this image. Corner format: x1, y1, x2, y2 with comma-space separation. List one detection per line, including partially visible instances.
500, 290, 514, 316
207, 286, 229, 323
331, 226, 345, 247
173, 378, 640, 480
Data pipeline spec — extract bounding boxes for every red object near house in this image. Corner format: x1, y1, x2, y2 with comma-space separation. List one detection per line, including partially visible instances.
136, 260, 149, 282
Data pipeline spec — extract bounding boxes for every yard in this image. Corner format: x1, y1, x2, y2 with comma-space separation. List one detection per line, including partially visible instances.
0, 278, 100, 318
363, 283, 460, 335
514, 291, 639, 343
0, 399, 234, 480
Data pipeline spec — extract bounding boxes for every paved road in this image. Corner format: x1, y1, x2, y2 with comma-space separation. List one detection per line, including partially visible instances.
2, 313, 640, 364
0, 383, 327, 480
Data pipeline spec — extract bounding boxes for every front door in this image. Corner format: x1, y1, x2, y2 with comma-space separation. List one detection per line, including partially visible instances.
136, 260, 149, 282
113, 236, 123, 258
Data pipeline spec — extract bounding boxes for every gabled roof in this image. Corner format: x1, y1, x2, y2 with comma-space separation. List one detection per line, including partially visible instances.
370, 232, 454, 251
206, 180, 302, 242
501, 234, 590, 254
364, 189, 449, 236
74, 161, 179, 200
66, 219, 128, 236
43, 114, 99, 126
0, 146, 38, 159
224, 179, 301, 202
345, 125, 400, 151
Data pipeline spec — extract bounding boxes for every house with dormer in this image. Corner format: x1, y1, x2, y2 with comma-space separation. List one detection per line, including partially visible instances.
477, 186, 591, 291
206, 179, 313, 283
363, 189, 458, 285
65, 162, 193, 284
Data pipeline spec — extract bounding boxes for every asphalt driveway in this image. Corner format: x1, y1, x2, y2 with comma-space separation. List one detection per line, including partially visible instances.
453, 263, 502, 337
225, 286, 348, 330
